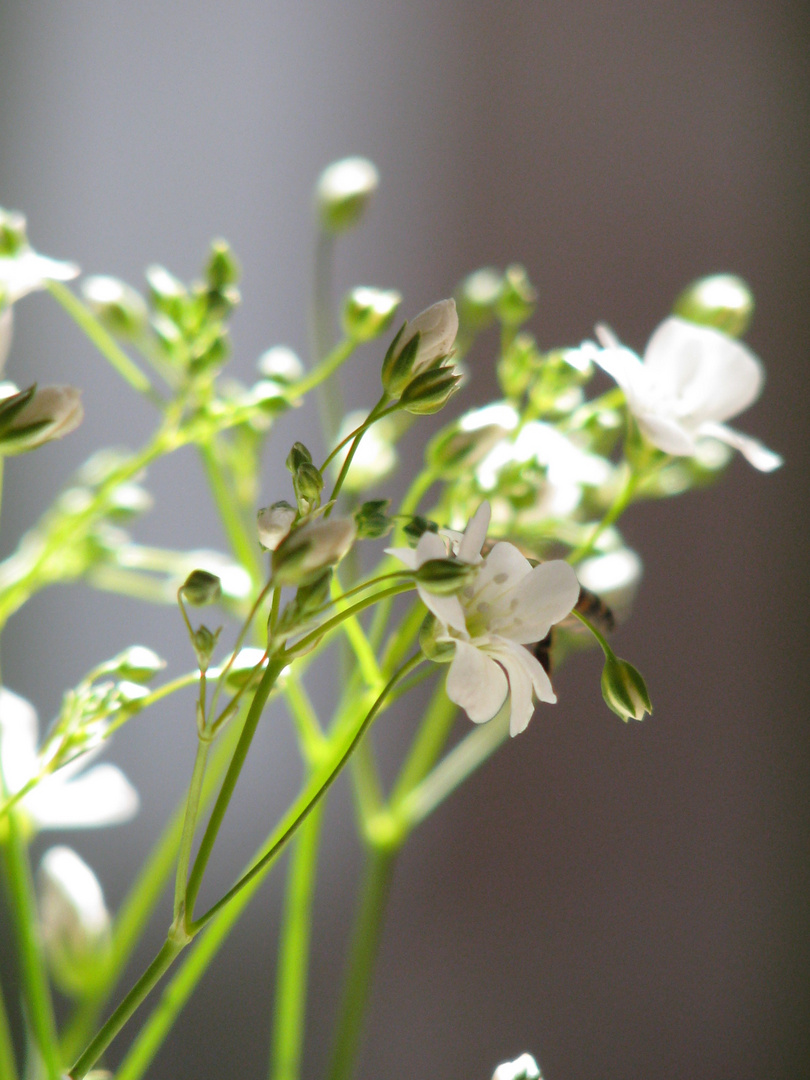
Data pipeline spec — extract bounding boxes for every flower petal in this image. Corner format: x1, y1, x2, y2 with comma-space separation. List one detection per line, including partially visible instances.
698, 421, 783, 472
491, 560, 579, 644
635, 411, 697, 456
456, 501, 490, 564
28, 764, 139, 829
417, 585, 467, 633
0, 688, 40, 795
446, 640, 508, 723
489, 638, 557, 735
385, 546, 418, 569
414, 530, 449, 565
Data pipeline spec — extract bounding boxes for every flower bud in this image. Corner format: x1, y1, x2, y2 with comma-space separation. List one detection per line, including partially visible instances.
272, 516, 356, 586
192, 625, 221, 672
0, 208, 27, 256
398, 365, 461, 415
206, 239, 240, 290
492, 1053, 542, 1080
286, 441, 313, 472
103, 646, 165, 684
601, 654, 652, 722
341, 286, 401, 343
426, 403, 519, 476
455, 266, 503, 332
180, 569, 222, 606
381, 299, 458, 396
0, 384, 83, 455
257, 345, 305, 384
81, 276, 149, 340
415, 557, 478, 594
257, 501, 297, 550
38, 846, 111, 997
354, 499, 391, 539
293, 461, 324, 514
495, 264, 537, 327
418, 614, 455, 663
673, 274, 754, 338
315, 156, 380, 233
218, 647, 268, 691
145, 264, 187, 320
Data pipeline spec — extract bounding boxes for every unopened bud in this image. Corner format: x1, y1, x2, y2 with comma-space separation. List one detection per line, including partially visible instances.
103, 646, 165, 684
192, 625, 221, 671
316, 157, 380, 233
145, 265, 187, 319
601, 653, 652, 722
492, 1053, 542, 1080
0, 208, 28, 256
272, 516, 356, 585
495, 264, 537, 327
418, 614, 455, 663
180, 569, 222, 606
673, 274, 754, 338
38, 846, 111, 997
455, 266, 503, 332
381, 299, 458, 396
341, 286, 401, 343
257, 345, 305, 384
0, 384, 83, 455
206, 239, 240, 290
82, 276, 149, 340
415, 557, 477, 594
354, 499, 391, 539
219, 647, 268, 691
293, 461, 324, 514
286, 441, 313, 473
398, 366, 460, 415
257, 501, 297, 550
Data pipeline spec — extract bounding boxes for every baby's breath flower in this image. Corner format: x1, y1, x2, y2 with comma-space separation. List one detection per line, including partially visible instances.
0, 243, 78, 306
0, 688, 138, 830
492, 1053, 542, 1080
316, 156, 379, 233
381, 299, 459, 396
389, 503, 579, 736
0, 384, 83, 455
591, 317, 782, 471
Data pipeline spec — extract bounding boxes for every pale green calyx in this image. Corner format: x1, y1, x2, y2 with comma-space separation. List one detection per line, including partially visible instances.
342, 286, 402, 343
272, 516, 357, 585
600, 653, 652, 722
316, 156, 380, 233
0, 383, 83, 455
381, 299, 459, 397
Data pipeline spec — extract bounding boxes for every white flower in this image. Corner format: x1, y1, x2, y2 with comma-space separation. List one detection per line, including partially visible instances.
0, 248, 79, 305
492, 1053, 542, 1080
590, 316, 782, 471
0, 687, 138, 830
389, 503, 580, 736
0, 384, 84, 454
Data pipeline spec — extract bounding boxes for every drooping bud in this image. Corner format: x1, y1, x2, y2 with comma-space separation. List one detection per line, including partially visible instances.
81, 276, 149, 340
495, 264, 537, 328
414, 557, 478, 595
257, 501, 297, 550
179, 569, 222, 606
0, 384, 83, 455
381, 299, 459, 397
398, 365, 461, 415
601, 653, 652, 722
341, 286, 401, 343
38, 846, 111, 997
272, 516, 356, 586
673, 274, 754, 338
257, 345, 305, 384
491, 1053, 542, 1080
315, 157, 380, 233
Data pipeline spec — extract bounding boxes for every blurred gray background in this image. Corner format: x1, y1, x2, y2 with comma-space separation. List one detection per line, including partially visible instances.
0, 2, 808, 1079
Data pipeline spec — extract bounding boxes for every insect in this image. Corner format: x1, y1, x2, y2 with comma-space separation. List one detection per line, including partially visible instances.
532, 583, 615, 674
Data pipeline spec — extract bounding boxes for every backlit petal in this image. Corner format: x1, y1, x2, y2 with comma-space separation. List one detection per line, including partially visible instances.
446, 641, 508, 723
28, 764, 139, 829
492, 560, 579, 644
0, 688, 40, 794
456, 501, 490, 564
698, 421, 783, 472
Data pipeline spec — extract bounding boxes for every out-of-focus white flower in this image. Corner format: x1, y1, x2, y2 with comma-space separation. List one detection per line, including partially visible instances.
0, 687, 138, 830
332, 409, 397, 491
0, 384, 84, 454
389, 503, 579, 736
0, 248, 79, 305
590, 317, 782, 471
492, 1052, 542, 1080
576, 547, 643, 624
316, 156, 379, 233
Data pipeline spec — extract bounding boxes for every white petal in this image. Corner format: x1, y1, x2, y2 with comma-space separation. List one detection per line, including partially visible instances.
385, 546, 419, 570
635, 411, 697, 455
456, 501, 491, 564
446, 641, 508, 723
472, 541, 532, 600
492, 560, 580, 644
591, 341, 645, 396
698, 421, 783, 472
414, 530, 449, 565
0, 688, 40, 794
489, 638, 557, 735
417, 585, 467, 633
28, 764, 139, 829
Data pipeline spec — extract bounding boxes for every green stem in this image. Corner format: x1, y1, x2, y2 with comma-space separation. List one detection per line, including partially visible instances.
0, 813, 61, 1080
184, 656, 287, 921
567, 461, 639, 564
328, 395, 389, 508
289, 582, 413, 660
47, 280, 155, 398
199, 441, 263, 585
172, 739, 211, 920
389, 681, 457, 808
326, 845, 398, 1080
68, 935, 186, 1080
269, 801, 326, 1080
0, 973, 18, 1080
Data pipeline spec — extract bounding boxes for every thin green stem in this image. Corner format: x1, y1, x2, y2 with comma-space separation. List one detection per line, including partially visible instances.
567, 462, 639, 565
389, 681, 457, 808
269, 802, 326, 1080
326, 845, 398, 1080
0, 812, 61, 1080
47, 280, 155, 398
328, 395, 389, 509
288, 582, 413, 659
283, 673, 325, 761
184, 656, 287, 921
199, 441, 264, 585
0, 974, 18, 1080
172, 739, 211, 920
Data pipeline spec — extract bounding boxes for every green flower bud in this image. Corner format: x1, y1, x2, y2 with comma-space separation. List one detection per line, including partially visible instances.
0, 384, 83, 455
381, 300, 459, 397
192, 625, 221, 672
418, 614, 455, 663
38, 847, 111, 998
206, 239, 240, 290
495, 264, 537, 327
341, 286, 402, 343
257, 345, 305, 384
398, 366, 461, 415
145, 264, 187, 319
218, 647, 268, 691
272, 516, 356, 586
286, 441, 313, 472
0, 208, 28, 256
414, 557, 478, 594
103, 646, 165, 684
293, 460, 324, 514
673, 274, 754, 338
354, 499, 391, 539
426, 402, 519, 476
257, 501, 297, 550
403, 515, 439, 544
180, 569, 222, 606
315, 156, 380, 233
455, 266, 503, 332
601, 654, 652, 722
81, 276, 149, 340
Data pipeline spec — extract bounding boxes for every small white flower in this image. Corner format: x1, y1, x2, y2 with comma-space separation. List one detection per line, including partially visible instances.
591, 316, 782, 471
0, 687, 138, 830
0, 248, 79, 305
0, 384, 84, 454
492, 1052, 542, 1080
389, 503, 580, 736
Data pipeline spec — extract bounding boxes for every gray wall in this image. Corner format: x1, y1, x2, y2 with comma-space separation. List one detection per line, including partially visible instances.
0, 3, 808, 1079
